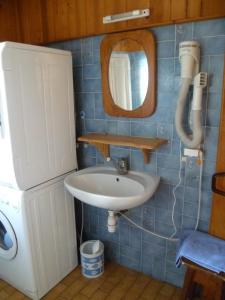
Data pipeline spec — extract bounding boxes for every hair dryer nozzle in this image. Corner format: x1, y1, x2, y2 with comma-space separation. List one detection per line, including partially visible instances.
192, 72, 208, 111
194, 72, 207, 88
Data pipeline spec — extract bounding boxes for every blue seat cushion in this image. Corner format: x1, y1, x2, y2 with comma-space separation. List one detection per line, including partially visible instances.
176, 230, 225, 274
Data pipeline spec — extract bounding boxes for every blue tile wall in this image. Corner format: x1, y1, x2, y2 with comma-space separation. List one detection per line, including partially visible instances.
48, 18, 225, 287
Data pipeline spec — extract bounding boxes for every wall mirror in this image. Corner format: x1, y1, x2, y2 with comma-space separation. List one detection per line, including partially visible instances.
100, 30, 156, 118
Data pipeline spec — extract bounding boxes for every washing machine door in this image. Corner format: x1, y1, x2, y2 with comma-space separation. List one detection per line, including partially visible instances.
0, 211, 17, 260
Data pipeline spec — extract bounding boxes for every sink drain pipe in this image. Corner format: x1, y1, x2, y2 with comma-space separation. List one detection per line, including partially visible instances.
107, 211, 118, 233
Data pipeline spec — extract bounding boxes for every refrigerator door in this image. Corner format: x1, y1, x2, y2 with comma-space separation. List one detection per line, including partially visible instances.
0, 42, 77, 190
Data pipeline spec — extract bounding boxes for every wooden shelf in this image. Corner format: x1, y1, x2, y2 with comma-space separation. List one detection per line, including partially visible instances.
78, 133, 168, 164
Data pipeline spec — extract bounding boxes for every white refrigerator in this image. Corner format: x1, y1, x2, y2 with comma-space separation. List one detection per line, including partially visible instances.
0, 42, 78, 299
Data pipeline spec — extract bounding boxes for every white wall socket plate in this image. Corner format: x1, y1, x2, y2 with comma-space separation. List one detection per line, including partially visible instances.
183, 148, 200, 157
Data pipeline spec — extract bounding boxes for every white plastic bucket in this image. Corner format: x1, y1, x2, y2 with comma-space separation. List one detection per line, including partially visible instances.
80, 240, 104, 278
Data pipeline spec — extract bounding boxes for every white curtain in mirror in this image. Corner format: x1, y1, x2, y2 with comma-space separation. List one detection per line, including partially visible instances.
109, 53, 132, 110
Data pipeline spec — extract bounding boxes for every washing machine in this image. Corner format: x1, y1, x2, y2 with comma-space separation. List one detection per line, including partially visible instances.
0, 174, 78, 299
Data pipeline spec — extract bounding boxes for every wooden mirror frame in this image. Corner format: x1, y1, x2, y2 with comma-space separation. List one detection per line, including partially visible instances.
100, 29, 156, 118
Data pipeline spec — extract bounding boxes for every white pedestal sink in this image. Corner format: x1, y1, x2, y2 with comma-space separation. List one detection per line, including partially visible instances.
64, 165, 160, 211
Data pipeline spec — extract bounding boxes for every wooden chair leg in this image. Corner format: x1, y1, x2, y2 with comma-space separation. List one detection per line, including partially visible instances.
181, 267, 196, 300
214, 280, 225, 300
180, 259, 225, 300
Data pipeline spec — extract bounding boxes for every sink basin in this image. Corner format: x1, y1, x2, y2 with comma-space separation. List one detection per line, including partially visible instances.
64, 166, 159, 211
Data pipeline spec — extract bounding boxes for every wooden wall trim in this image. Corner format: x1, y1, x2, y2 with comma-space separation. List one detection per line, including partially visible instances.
1, 0, 224, 44
40, 0, 48, 44
209, 56, 225, 239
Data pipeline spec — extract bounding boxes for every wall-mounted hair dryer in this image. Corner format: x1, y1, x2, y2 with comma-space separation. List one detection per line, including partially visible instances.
175, 41, 207, 148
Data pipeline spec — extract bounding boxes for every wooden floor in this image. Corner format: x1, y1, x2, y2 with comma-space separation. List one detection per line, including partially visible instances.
0, 262, 182, 300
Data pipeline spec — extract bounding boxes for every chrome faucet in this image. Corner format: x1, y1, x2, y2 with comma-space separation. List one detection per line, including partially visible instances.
106, 157, 129, 175
115, 158, 129, 175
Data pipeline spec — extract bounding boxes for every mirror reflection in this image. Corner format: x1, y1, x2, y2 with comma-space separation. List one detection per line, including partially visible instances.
109, 39, 148, 111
